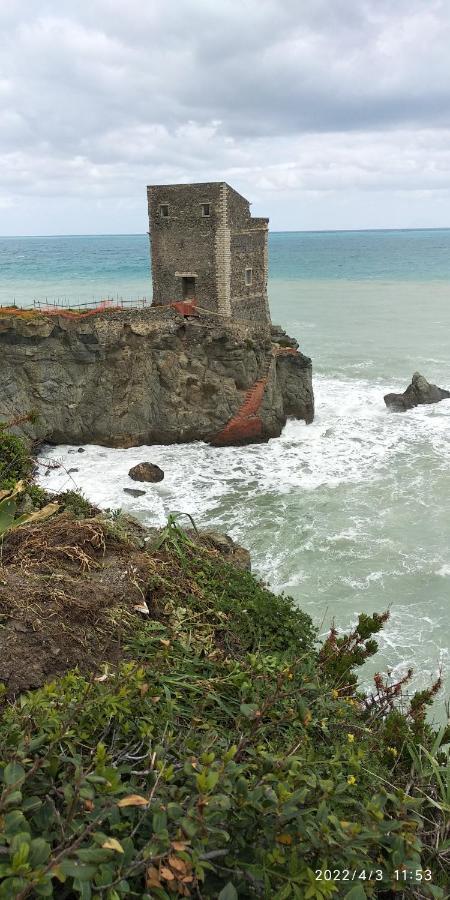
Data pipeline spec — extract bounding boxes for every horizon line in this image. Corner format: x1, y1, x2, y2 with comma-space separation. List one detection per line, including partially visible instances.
2, 225, 450, 239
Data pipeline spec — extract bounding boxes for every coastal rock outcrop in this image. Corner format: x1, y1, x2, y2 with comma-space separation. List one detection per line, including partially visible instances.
128, 462, 164, 482
384, 372, 450, 411
0, 307, 314, 448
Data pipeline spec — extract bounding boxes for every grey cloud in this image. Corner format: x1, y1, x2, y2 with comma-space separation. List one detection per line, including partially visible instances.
1, 0, 450, 232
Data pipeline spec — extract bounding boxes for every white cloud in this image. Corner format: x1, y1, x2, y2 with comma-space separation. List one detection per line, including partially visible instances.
1, 0, 450, 232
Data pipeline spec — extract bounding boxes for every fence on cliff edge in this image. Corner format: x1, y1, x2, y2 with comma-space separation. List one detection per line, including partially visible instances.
32, 296, 151, 311
0, 297, 152, 313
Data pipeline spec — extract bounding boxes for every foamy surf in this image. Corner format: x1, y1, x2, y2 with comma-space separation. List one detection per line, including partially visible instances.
37, 373, 450, 713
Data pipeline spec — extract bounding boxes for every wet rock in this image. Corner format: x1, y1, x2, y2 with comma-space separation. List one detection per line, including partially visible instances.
77, 447, 86, 453
128, 462, 164, 483
123, 487, 147, 497
384, 372, 450, 411
68, 468, 79, 474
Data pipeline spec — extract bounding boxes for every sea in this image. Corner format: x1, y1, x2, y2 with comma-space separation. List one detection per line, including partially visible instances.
1, 229, 449, 717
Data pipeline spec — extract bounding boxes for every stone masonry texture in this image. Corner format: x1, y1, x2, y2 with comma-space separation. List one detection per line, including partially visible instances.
147, 182, 269, 323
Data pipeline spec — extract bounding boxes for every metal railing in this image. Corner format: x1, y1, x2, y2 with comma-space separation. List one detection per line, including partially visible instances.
32, 296, 151, 311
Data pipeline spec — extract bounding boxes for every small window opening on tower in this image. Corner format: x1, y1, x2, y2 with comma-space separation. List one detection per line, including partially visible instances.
245, 267, 253, 286
160, 204, 169, 218
201, 202, 211, 217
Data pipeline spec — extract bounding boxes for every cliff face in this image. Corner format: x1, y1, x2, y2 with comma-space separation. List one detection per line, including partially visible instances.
0, 308, 314, 447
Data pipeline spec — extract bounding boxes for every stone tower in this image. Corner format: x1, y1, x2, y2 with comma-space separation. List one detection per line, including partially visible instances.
147, 182, 270, 322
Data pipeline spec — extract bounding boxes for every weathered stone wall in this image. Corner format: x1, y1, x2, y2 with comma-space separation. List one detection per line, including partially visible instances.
229, 226, 268, 321
226, 185, 269, 323
148, 183, 222, 313
148, 182, 270, 324
0, 309, 313, 448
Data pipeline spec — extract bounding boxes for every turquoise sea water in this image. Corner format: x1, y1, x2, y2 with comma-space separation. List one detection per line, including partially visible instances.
2, 229, 449, 717
3, 229, 450, 306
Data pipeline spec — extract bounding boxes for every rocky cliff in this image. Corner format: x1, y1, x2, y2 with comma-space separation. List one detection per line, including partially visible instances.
0, 307, 314, 447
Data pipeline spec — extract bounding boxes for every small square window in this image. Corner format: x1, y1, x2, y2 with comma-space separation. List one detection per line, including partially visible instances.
245, 267, 253, 286
159, 204, 169, 218
201, 203, 210, 217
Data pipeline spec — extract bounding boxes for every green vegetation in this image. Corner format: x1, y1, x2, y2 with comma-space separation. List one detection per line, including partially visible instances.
57, 490, 97, 519
0, 428, 31, 490
0, 430, 448, 898
0, 481, 59, 536
25, 484, 52, 509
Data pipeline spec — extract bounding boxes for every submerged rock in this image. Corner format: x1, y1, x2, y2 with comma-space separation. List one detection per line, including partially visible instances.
384, 372, 450, 412
128, 462, 164, 483
123, 487, 147, 497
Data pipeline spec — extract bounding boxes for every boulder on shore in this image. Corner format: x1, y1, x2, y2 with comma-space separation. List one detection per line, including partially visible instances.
128, 462, 164, 483
384, 372, 450, 412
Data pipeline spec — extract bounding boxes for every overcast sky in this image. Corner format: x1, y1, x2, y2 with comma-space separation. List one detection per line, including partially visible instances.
1, 0, 450, 234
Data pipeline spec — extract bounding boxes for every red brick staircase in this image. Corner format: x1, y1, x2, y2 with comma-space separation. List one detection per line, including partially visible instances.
211, 352, 275, 446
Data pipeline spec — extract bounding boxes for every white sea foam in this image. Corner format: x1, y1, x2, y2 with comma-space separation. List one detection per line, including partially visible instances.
38, 374, 450, 514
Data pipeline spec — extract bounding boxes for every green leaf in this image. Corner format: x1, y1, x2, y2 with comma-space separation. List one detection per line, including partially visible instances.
239, 703, 259, 718
167, 802, 183, 820
73, 878, 92, 899
3, 790, 23, 807
29, 838, 51, 867
59, 859, 97, 880
11, 841, 30, 869
28, 735, 48, 752
152, 811, 167, 833
0, 877, 28, 898
344, 886, 367, 899
4, 810, 29, 836
34, 880, 54, 897
180, 817, 197, 838
85, 774, 108, 784
218, 883, 238, 900
273, 884, 292, 899
76, 848, 111, 864
3, 762, 25, 786
0, 498, 17, 533
22, 796, 43, 814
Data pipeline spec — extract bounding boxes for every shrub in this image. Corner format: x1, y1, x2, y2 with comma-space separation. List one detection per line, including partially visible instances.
24, 484, 51, 510
57, 490, 97, 519
0, 430, 31, 490
0, 535, 447, 898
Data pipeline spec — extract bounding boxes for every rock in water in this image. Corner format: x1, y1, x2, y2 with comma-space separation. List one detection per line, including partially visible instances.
128, 462, 164, 483
123, 487, 147, 497
384, 372, 450, 411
